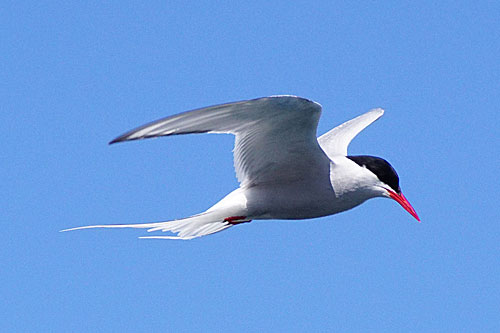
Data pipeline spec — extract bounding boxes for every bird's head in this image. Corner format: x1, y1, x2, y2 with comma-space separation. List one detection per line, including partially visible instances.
347, 155, 420, 221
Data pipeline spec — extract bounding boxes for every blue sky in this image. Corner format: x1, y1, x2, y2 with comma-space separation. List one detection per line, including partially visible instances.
2, 1, 499, 331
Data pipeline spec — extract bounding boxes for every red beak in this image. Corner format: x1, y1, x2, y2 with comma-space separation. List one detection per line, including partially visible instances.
388, 190, 420, 222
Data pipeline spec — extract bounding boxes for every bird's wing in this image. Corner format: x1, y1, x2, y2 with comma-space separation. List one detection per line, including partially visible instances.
317, 108, 384, 157
111, 96, 330, 187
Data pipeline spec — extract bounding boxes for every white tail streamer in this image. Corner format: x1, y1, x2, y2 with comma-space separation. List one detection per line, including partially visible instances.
61, 212, 232, 240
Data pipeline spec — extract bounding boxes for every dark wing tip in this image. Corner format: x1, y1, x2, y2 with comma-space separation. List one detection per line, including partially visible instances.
109, 136, 126, 145
108, 134, 139, 145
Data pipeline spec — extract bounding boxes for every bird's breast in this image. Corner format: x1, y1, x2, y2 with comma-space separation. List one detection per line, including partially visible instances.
243, 179, 342, 220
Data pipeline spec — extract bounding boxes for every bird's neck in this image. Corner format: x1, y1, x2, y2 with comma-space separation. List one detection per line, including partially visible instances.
328, 158, 381, 212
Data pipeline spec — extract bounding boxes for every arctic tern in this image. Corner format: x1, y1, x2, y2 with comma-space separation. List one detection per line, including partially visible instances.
63, 96, 419, 239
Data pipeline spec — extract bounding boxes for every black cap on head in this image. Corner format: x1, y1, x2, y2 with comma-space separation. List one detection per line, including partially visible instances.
347, 155, 401, 193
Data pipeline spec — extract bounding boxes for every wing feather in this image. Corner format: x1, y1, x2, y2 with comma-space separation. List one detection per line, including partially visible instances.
111, 96, 329, 187
318, 108, 384, 157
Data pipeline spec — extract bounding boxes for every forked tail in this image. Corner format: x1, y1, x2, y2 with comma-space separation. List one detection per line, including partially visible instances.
61, 211, 234, 240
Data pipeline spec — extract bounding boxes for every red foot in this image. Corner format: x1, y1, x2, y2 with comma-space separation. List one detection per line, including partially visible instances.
224, 216, 252, 225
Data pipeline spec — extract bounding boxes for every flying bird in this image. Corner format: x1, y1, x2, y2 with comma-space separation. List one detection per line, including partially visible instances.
63, 96, 419, 239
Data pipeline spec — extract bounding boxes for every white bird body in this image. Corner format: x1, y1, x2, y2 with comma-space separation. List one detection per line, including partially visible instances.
63, 96, 419, 239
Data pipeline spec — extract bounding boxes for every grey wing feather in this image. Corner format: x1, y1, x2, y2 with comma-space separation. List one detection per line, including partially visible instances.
318, 108, 384, 157
110, 96, 329, 186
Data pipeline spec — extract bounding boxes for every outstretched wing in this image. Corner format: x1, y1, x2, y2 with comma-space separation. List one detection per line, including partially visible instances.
317, 108, 384, 158
111, 96, 330, 187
